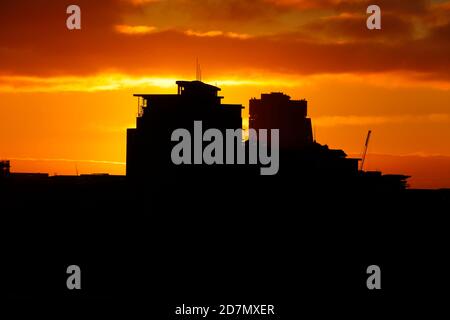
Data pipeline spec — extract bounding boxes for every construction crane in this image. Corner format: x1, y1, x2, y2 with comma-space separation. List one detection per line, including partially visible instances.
360, 130, 372, 171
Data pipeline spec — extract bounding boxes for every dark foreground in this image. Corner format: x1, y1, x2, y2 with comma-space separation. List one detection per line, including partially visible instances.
1, 176, 449, 318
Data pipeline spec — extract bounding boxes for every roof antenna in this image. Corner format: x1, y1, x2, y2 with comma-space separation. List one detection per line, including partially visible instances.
196, 58, 202, 81
196, 58, 199, 81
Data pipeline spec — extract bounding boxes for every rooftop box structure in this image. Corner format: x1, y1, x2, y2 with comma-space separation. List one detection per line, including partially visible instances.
0, 160, 10, 178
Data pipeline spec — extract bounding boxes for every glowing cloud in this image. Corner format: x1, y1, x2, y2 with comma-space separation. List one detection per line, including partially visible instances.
185, 30, 252, 39
115, 24, 158, 35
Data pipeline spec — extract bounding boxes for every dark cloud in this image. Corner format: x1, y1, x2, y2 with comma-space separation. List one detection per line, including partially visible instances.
302, 13, 417, 42
371, 0, 430, 15
0, 0, 449, 82
269, 0, 431, 15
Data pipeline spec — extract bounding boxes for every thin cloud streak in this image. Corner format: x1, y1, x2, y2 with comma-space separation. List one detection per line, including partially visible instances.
115, 24, 158, 35
185, 29, 252, 39
2, 71, 450, 93
314, 113, 450, 127
0, 74, 307, 93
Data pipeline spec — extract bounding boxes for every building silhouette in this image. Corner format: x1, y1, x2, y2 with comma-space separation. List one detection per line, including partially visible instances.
127, 80, 243, 180
250, 93, 312, 150
248, 92, 408, 189
123, 80, 408, 189
0, 160, 10, 178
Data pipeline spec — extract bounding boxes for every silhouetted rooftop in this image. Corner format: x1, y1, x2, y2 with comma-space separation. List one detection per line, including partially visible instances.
176, 80, 220, 92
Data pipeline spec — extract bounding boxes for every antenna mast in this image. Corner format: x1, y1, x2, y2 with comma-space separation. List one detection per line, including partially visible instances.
196, 58, 202, 81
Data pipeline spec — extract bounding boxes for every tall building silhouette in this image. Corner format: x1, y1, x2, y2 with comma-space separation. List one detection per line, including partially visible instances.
250, 93, 312, 149
249, 92, 359, 177
127, 80, 243, 179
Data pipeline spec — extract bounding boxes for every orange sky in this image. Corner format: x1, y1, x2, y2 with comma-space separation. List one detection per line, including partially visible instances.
1, 0, 450, 188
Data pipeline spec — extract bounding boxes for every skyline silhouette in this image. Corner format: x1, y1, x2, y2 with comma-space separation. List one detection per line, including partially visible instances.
2, 79, 411, 192
2, 79, 449, 303
2, 0, 450, 189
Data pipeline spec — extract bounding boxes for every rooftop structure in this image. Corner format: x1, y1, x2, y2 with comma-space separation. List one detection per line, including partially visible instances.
0, 160, 10, 178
